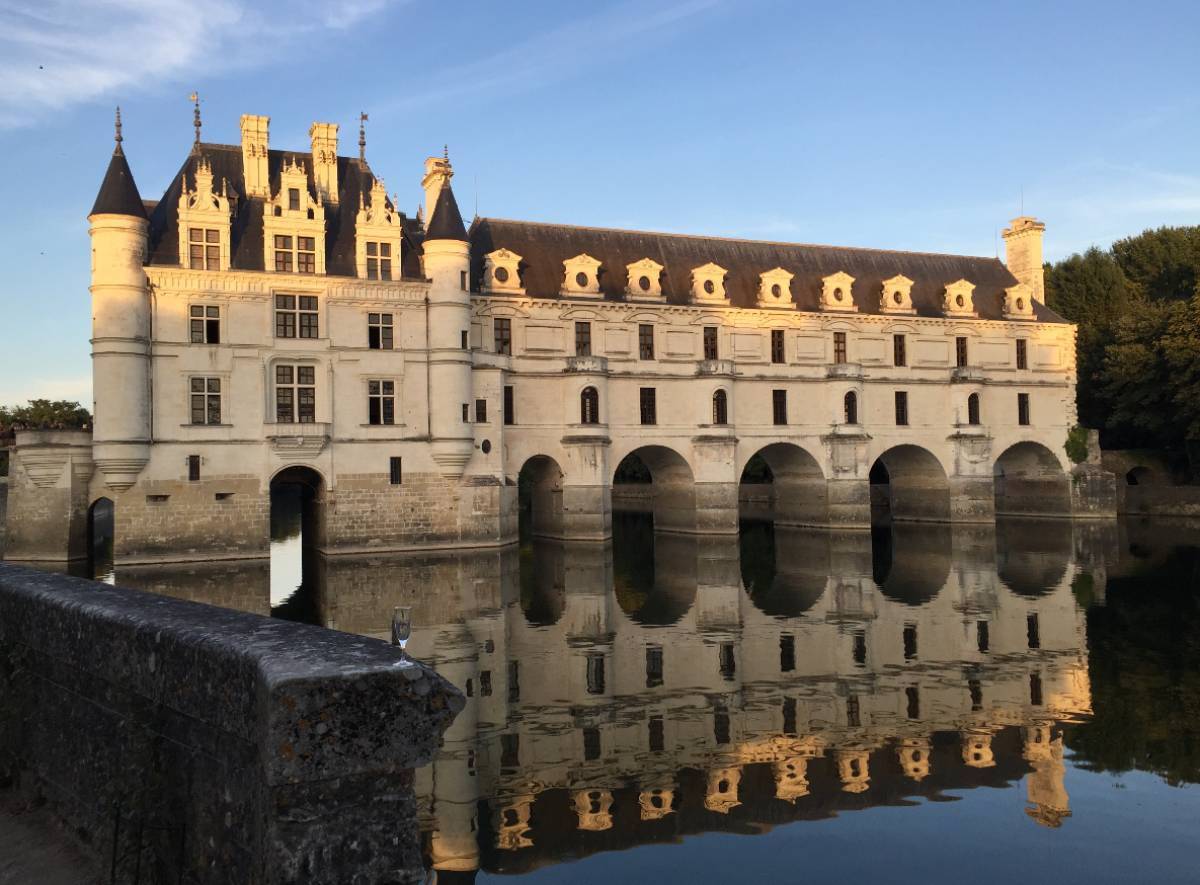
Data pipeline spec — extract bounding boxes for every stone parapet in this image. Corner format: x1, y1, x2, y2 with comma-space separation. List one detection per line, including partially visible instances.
3, 430, 93, 562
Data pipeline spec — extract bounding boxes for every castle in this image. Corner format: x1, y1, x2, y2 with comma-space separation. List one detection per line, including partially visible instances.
2, 110, 1115, 565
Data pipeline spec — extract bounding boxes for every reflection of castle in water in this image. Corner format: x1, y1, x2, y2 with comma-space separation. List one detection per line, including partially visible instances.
116, 516, 1093, 878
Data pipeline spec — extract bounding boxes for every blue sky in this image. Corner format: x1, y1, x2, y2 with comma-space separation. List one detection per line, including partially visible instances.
1, 0, 1198, 407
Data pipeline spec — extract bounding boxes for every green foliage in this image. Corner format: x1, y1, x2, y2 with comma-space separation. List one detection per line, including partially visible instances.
0, 399, 91, 431
1111, 226, 1200, 302
1064, 425, 1090, 464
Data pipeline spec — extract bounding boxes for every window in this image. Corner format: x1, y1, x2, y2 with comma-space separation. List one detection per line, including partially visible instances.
1027, 613, 1041, 649
190, 377, 221, 425
893, 334, 906, 367
1018, 392, 1030, 425
276, 365, 315, 423
494, 318, 512, 355
389, 457, 402, 485
895, 391, 909, 426
187, 454, 200, 482
638, 324, 655, 360
645, 646, 663, 688
475, 398, 487, 423
367, 313, 393, 350
956, 336, 968, 367
508, 660, 520, 703
275, 294, 318, 338
906, 686, 920, 720
640, 387, 657, 425
575, 321, 592, 357
967, 393, 981, 425
1016, 338, 1028, 370
772, 389, 787, 425
969, 679, 983, 710
977, 620, 990, 654
585, 653, 605, 695
501, 733, 520, 769
833, 331, 847, 364
273, 235, 316, 274
648, 716, 665, 753
852, 630, 867, 666
190, 305, 221, 344
365, 241, 392, 280
771, 329, 785, 364
714, 709, 730, 745
903, 624, 918, 660
846, 694, 861, 727
844, 391, 858, 425
712, 389, 728, 425
719, 643, 736, 680
703, 326, 719, 360
460, 270, 467, 291
1030, 673, 1044, 706
479, 671, 492, 697
580, 386, 599, 424
782, 697, 797, 735
188, 228, 220, 270
462, 403, 469, 422
583, 727, 601, 761
503, 385, 515, 425
287, 188, 300, 211
780, 634, 795, 672
461, 330, 469, 350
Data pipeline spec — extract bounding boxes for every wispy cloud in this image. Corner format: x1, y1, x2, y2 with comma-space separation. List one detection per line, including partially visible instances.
0, 0, 401, 128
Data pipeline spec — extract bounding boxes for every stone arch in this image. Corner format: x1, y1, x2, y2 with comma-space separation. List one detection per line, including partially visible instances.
520, 537, 566, 626
843, 390, 858, 425
738, 443, 827, 526
612, 444, 696, 534
740, 521, 830, 618
613, 522, 697, 625
995, 519, 1071, 597
87, 496, 115, 582
518, 455, 564, 539
872, 522, 951, 605
1125, 466, 1154, 486
993, 442, 1070, 517
967, 392, 981, 425
869, 445, 950, 524
712, 388, 729, 425
269, 465, 326, 617
579, 386, 600, 425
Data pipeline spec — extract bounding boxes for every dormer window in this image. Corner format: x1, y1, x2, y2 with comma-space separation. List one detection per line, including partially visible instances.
263, 157, 326, 274
820, 272, 858, 312
365, 242, 392, 280
757, 268, 794, 308
288, 188, 300, 211
484, 248, 524, 294
355, 178, 402, 281
562, 253, 602, 298
880, 275, 915, 314
691, 263, 728, 305
626, 258, 665, 301
273, 235, 316, 274
943, 279, 977, 317
177, 156, 231, 271
188, 228, 220, 270
1003, 283, 1035, 320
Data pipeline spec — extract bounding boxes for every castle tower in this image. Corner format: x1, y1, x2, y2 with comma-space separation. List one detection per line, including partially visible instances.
1002, 216, 1046, 304
423, 165, 475, 479
89, 111, 151, 491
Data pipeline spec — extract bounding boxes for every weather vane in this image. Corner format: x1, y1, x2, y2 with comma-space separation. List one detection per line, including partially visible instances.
190, 91, 202, 147
114, 106, 123, 148
359, 111, 368, 162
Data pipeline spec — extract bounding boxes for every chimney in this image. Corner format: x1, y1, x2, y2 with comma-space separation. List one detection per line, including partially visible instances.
1002, 216, 1046, 304
240, 114, 270, 198
309, 122, 339, 203
421, 153, 452, 228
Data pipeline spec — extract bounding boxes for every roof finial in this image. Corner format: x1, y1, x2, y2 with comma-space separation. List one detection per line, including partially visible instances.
114, 106, 123, 154
190, 91, 202, 149
443, 144, 449, 162
359, 111, 368, 162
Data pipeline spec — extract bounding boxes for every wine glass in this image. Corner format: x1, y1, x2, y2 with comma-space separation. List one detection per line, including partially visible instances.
391, 605, 413, 653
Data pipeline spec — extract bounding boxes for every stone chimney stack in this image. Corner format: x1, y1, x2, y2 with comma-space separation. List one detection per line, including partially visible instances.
1002, 216, 1046, 304
422, 152, 453, 229
309, 122, 339, 203
240, 114, 270, 198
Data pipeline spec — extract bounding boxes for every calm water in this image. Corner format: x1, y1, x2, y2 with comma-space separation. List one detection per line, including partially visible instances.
86, 513, 1199, 884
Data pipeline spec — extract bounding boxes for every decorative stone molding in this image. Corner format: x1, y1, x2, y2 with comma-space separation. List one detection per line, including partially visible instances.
757, 267, 794, 308
354, 177, 403, 280
17, 450, 72, 488
574, 790, 613, 831
561, 253, 603, 298
262, 157, 327, 275
690, 263, 729, 305
483, 248, 524, 294
267, 422, 330, 456
879, 274, 915, 314
177, 156, 232, 271
308, 122, 339, 204
696, 358, 735, 376
827, 362, 863, 380
565, 355, 608, 373
1002, 282, 1035, 320
942, 279, 977, 318
820, 271, 858, 312
626, 258, 665, 301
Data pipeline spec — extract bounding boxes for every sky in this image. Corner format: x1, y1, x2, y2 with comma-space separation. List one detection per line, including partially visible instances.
0, 0, 1198, 407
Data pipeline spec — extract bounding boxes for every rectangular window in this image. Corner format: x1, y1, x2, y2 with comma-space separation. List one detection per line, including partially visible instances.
585, 653, 605, 695
389, 456, 402, 485
895, 391, 909, 426
779, 634, 795, 672
583, 727, 601, 761
189, 305, 221, 344
475, 398, 487, 423
189, 376, 221, 425
970, 679, 983, 710
503, 385, 515, 425
460, 270, 468, 291
479, 670, 492, 697
461, 330, 469, 350
638, 324, 655, 360
187, 454, 200, 482
906, 686, 920, 720
1016, 338, 1028, 370
703, 326, 719, 360
639, 387, 657, 425
852, 630, 867, 666
1027, 613, 1041, 649
494, 318, 512, 355
365, 241, 393, 280
1030, 673, 1044, 706
714, 709, 730, 745
275, 364, 315, 423
1018, 392, 1031, 426
846, 694, 861, 728
833, 331, 847, 364
287, 188, 300, 211
719, 643, 736, 681
645, 646, 663, 688
782, 697, 797, 735
575, 321, 592, 357
367, 312, 393, 350
770, 329, 785, 364
367, 380, 395, 425
273, 235, 293, 272
903, 623, 918, 660
188, 227, 220, 270
893, 334, 906, 367
648, 716, 665, 753
977, 620, 990, 653
274, 294, 318, 338
462, 403, 469, 422
501, 733, 520, 769
956, 336, 969, 367
507, 660, 520, 703
772, 389, 787, 425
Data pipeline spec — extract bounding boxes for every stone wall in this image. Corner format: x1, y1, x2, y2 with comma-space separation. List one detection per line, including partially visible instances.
3, 431, 93, 562
0, 563, 463, 884
0, 477, 7, 557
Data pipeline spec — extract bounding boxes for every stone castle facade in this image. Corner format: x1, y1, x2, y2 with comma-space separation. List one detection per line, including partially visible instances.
3, 111, 1114, 565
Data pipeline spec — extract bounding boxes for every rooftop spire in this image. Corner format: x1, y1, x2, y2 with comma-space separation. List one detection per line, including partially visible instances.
190, 91, 201, 150
113, 106, 123, 155
443, 144, 449, 161
359, 111, 368, 162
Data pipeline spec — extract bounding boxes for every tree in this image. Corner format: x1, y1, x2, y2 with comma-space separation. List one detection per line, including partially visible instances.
0, 399, 91, 432
1111, 226, 1200, 302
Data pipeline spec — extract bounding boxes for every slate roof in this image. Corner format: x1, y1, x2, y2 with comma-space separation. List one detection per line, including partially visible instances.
425, 182, 468, 241
468, 218, 1068, 323
90, 147, 147, 218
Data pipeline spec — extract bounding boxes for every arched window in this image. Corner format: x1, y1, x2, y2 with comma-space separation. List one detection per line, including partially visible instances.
580, 386, 600, 425
713, 389, 728, 425
843, 391, 858, 425
967, 393, 980, 425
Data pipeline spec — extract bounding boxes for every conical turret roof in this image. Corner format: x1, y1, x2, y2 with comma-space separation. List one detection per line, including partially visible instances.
425, 182, 467, 241
90, 146, 147, 218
